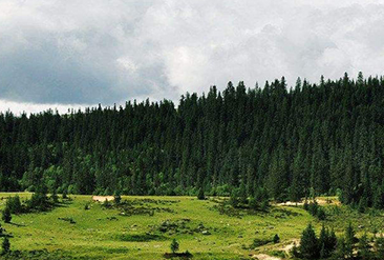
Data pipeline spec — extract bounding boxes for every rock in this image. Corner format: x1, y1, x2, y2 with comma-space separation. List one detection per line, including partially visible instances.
202, 230, 211, 235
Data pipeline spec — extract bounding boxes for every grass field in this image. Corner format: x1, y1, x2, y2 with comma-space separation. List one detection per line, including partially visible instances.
0, 193, 381, 260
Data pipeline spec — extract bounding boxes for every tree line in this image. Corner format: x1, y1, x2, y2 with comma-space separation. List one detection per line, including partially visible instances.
0, 72, 383, 208
294, 222, 384, 260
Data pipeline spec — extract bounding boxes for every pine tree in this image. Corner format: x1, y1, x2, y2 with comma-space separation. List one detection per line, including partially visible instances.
273, 234, 280, 244
357, 232, 371, 260
1, 237, 10, 255
299, 223, 319, 259
345, 223, 356, 259
170, 239, 179, 254
2, 207, 11, 223
375, 235, 384, 259
197, 188, 205, 200
335, 237, 347, 260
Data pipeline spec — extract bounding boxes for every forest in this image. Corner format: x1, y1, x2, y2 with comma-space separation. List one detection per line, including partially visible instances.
0, 72, 383, 210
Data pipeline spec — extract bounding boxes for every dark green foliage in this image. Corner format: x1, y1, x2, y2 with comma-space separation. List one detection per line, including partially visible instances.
170, 239, 179, 254
50, 191, 59, 204
357, 232, 371, 260
318, 224, 337, 259
2, 237, 10, 255
304, 201, 326, 220
229, 190, 239, 208
0, 223, 4, 236
114, 191, 122, 204
0, 249, 100, 260
299, 223, 319, 259
316, 207, 326, 220
197, 188, 205, 200
5, 196, 23, 214
250, 238, 273, 248
2, 207, 11, 223
0, 73, 382, 208
334, 237, 347, 260
273, 234, 280, 244
27, 184, 52, 212
344, 223, 356, 260
375, 236, 384, 259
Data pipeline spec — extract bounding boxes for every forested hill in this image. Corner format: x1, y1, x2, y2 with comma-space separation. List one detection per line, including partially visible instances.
1, 72, 384, 208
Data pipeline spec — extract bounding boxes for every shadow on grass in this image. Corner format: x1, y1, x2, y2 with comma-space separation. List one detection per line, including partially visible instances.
164, 251, 193, 259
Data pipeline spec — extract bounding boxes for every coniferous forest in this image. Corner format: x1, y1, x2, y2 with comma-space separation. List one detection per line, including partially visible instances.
1, 72, 383, 209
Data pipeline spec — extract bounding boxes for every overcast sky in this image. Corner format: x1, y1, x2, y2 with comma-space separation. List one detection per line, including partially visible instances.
1, 0, 384, 113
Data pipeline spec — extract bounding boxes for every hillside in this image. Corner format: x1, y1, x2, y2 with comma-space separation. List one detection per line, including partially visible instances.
1, 73, 384, 210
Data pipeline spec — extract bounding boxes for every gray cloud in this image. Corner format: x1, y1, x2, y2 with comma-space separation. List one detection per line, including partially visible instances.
0, 0, 384, 111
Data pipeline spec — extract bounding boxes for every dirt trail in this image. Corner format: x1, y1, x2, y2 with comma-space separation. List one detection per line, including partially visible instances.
252, 239, 299, 260
277, 198, 340, 206
252, 254, 281, 260
92, 196, 114, 202
282, 239, 300, 253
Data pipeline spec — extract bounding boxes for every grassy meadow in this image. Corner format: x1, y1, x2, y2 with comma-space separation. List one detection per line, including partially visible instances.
0, 193, 381, 260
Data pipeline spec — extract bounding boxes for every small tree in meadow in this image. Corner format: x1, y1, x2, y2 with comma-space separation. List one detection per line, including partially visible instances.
170, 239, 179, 254
299, 223, 319, 259
114, 191, 122, 204
51, 190, 59, 203
197, 188, 205, 200
2, 207, 11, 223
7, 196, 22, 214
62, 190, 68, 199
273, 234, 280, 244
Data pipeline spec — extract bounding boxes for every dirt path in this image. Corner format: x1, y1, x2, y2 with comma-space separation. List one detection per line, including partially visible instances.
277, 198, 340, 206
252, 254, 281, 260
252, 239, 299, 260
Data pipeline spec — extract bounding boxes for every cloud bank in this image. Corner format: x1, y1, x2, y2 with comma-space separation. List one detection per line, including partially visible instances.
0, 0, 384, 113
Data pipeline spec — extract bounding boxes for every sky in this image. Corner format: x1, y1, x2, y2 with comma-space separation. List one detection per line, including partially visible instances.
1, 0, 384, 114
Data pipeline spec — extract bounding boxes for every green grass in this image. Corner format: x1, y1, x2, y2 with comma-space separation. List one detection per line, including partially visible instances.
0, 193, 379, 260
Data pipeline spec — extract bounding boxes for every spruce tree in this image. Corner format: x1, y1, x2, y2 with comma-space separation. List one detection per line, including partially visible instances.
197, 188, 205, 200
345, 223, 356, 259
170, 239, 179, 254
335, 237, 347, 260
1, 237, 10, 255
2, 207, 11, 223
299, 223, 319, 259
357, 232, 371, 260
375, 235, 384, 259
